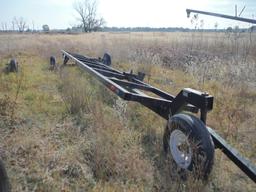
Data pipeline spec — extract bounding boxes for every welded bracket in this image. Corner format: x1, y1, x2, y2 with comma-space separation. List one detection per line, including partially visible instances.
170, 88, 213, 123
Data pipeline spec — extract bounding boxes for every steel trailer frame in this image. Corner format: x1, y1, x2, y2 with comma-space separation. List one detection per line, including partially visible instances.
62, 50, 256, 182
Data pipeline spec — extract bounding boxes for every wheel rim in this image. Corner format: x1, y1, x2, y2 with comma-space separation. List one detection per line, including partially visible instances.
169, 129, 192, 169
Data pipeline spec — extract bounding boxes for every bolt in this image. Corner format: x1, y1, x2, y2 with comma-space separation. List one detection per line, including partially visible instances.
202, 92, 209, 96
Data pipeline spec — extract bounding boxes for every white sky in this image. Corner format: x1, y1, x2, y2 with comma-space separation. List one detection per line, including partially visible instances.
0, 0, 255, 30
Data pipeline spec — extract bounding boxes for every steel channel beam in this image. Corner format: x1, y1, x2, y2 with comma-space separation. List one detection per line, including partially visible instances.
93, 68, 127, 79
63, 51, 172, 107
91, 65, 121, 74
109, 78, 153, 91
91, 67, 125, 78
186, 9, 256, 24
72, 51, 176, 101
129, 94, 171, 119
76, 57, 109, 68
207, 127, 256, 182
132, 78, 175, 101
73, 53, 124, 74
62, 50, 130, 99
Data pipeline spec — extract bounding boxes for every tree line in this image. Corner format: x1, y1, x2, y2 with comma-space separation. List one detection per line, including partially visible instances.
1, 0, 255, 33
1, 0, 104, 33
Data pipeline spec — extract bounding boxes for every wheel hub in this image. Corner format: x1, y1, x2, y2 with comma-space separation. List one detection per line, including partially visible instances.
169, 129, 192, 169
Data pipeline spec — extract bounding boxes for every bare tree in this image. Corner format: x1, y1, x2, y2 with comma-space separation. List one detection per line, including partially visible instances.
32, 21, 35, 32
74, 0, 105, 32
214, 22, 218, 31
13, 17, 27, 32
11, 20, 15, 31
1, 22, 8, 31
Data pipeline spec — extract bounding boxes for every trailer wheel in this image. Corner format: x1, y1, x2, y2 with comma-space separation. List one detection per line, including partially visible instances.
0, 159, 10, 192
163, 113, 214, 180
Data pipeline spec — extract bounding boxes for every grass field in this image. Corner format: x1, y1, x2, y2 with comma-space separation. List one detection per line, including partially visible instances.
0, 32, 255, 191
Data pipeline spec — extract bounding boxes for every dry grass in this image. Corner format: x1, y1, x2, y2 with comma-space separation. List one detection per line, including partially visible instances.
0, 32, 255, 191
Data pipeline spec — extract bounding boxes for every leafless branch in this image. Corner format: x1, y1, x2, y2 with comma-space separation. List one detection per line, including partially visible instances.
73, 0, 105, 32
13, 17, 27, 32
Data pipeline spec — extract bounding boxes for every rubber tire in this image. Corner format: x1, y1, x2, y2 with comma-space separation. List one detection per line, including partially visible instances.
163, 113, 214, 180
0, 159, 10, 192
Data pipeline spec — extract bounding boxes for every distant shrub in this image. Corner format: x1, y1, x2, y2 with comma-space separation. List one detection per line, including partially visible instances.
0, 95, 17, 126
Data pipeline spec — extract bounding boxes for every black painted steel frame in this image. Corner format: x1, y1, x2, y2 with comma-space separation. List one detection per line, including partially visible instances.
62, 50, 256, 182
186, 9, 256, 24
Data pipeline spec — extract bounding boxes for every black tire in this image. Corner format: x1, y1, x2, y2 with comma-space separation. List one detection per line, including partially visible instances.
0, 159, 10, 192
9, 59, 18, 73
102, 53, 111, 66
163, 113, 214, 180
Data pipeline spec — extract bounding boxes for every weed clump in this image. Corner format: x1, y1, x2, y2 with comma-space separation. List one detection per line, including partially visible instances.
59, 68, 94, 114
0, 95, 17, 127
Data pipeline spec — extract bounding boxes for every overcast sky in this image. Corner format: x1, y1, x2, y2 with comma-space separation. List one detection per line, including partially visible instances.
0, 0, 255, 30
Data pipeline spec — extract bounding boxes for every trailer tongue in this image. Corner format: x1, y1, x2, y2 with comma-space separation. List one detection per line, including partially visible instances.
62, 50, 256, 182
